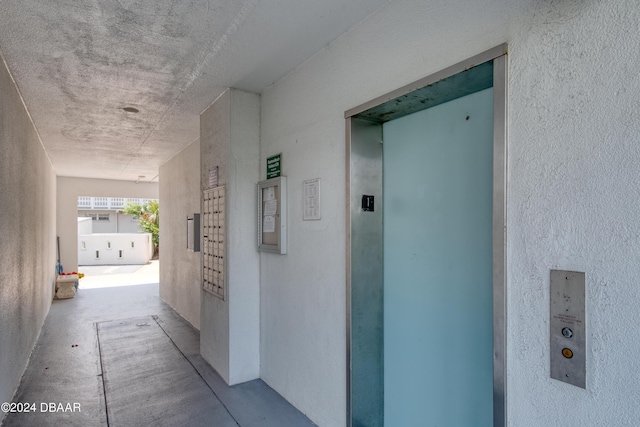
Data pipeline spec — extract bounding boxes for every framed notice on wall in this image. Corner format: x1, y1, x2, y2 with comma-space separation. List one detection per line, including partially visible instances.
258, 177, 287, 254
303, 178, 321, 220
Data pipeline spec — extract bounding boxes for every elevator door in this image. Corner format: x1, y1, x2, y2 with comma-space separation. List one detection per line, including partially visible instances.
383, 87, 494, 426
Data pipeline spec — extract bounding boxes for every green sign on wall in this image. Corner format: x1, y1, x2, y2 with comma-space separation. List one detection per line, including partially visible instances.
267, 153, 282, 179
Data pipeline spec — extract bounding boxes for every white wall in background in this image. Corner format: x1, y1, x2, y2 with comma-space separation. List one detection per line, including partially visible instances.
77, 217, 92, 235
78, 233, 153, 266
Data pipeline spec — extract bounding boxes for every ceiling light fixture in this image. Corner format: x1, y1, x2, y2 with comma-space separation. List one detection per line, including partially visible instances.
122, 106, 139, 113
135, 175, 145, 184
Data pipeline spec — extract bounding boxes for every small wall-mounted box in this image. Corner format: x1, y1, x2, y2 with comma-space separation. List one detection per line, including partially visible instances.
187, 214, 200, 252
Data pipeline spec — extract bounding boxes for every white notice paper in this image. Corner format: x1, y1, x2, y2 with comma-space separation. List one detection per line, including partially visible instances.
263, 215, 276, 233
208, 167, 218, 188
303, 178, 321, 220
263, 199, 278, 216
263, 186, 275, 201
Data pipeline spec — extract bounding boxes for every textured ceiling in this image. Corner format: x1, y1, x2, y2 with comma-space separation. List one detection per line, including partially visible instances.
0, 0, 388, 182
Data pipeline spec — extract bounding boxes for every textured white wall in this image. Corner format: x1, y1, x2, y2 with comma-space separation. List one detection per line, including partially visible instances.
57, 177, 158, 271
200, 89, 261, 385
260, 0, 640, 425
507, 1, 640, 425
159, 139, 202, 329
0, 53, 57, 422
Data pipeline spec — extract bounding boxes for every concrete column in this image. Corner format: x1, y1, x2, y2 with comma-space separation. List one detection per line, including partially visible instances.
200, 89, 260, 385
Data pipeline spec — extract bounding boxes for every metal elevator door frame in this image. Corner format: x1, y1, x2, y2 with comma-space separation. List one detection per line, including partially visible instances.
345, 44, 508, 427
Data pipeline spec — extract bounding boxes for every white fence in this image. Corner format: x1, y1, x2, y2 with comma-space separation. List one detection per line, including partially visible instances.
78, 233, 153, 266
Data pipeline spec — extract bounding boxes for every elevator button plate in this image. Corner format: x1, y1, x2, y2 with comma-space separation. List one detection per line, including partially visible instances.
550, 270, 585, 388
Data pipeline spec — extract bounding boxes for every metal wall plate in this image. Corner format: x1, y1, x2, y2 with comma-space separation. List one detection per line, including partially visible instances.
550, 270, 586, 388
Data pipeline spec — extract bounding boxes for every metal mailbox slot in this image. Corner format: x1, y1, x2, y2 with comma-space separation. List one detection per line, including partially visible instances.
187, 213, 200, 252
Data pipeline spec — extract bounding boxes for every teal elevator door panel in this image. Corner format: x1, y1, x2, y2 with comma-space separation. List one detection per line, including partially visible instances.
383, 88, 494, 426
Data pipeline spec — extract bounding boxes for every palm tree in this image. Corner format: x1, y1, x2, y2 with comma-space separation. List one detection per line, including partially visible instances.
121, 200, 159, 258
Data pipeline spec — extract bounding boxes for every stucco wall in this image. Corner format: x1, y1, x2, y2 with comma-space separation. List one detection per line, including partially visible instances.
57, 177, 158, 271
0, 53, 57, 421
259, 0, 640, 426
159, 139, 202, 329
200, 89, 260, 385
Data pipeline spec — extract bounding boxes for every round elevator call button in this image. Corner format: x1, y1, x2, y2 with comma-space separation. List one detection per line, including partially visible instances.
562, 348, 574, 359
562, 327, 573, 338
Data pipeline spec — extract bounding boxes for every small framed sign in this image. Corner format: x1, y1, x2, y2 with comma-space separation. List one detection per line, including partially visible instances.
266, 153, 282, 179
303, 178, 321, 220
208, 166, 219, 188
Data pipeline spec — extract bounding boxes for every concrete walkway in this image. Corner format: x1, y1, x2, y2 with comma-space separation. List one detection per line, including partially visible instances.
78, 261, 159, 289
2, 270, 315, 427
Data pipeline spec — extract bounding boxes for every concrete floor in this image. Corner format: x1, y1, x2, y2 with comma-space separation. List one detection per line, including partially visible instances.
2, 279, 315, 426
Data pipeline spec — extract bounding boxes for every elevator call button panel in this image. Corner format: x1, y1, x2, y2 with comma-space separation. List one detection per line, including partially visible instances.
550, 270, 586, 388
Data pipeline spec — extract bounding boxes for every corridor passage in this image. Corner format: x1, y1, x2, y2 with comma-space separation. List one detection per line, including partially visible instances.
2, 283, 315, 426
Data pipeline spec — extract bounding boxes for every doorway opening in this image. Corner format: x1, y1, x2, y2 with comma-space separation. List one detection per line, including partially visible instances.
346, 45, 507, 427
77, 196, 160, 289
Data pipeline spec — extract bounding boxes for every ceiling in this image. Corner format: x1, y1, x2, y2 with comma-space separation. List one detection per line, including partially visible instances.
0, 0, 389, 182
